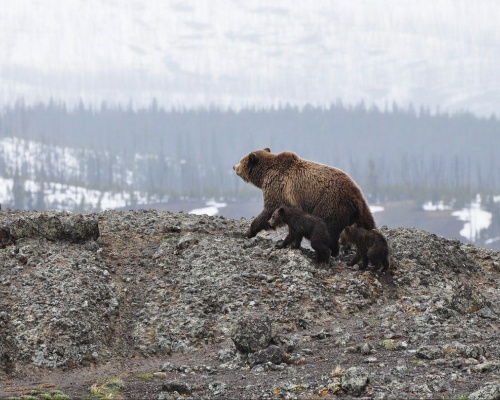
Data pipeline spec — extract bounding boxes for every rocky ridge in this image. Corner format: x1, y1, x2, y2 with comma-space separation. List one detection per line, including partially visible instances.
0, 209, 499, 399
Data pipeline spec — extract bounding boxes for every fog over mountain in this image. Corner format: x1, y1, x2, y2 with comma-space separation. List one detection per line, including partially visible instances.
1, 0, 499, 116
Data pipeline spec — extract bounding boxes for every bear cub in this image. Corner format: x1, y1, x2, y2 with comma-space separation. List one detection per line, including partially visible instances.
340, 225, 390, 273
268, 206, 331, 263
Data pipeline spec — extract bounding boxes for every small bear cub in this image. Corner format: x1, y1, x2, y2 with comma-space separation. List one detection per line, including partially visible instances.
340, 225, 390, 273
268, 206, 331, 263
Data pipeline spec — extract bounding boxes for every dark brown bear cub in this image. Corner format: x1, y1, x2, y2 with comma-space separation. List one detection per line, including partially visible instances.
269, 206, 331, 263
340, 225, 390, 272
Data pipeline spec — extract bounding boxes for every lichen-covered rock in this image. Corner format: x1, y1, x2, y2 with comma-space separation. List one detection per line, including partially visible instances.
247, 344, 283, 367
1, 242, 117, 369
468, 382, 500, 400
449, 282, 488, 315
161, 381, 191, 395
416, 345, 443, 360
63, 214, 100, 243
341, 366, 369, 395
474, 361, 500, 373
231, 315, 273, 353
176, 233, 198, 250
8, 212, 99, 242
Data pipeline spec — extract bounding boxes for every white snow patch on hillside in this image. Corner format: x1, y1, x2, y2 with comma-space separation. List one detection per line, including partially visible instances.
0, 137, 80, 178
370, 205, 384, 214
189, 200, 227, 216
452, 195, 492, 242
422, 201, 452, 211
0, 177, 167, 211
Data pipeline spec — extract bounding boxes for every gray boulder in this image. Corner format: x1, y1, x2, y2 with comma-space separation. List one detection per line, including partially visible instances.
231, 315, 272, 353
9, 212, 99, 243
248, 345, 283, 367
341, 366, 369, 395
469, 383, 500, 400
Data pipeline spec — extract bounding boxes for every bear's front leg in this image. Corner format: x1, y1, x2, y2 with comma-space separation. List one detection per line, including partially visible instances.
246, 209, 274, 238
277, 232, 295, 249
360, 256, 369, 271
348, 252, 362, 267
291, 234, 303, 249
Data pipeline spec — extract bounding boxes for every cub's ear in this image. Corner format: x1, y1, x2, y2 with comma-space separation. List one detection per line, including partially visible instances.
278, 207, 285, 215
248, 152, 259, 165
263, 147, 271, 152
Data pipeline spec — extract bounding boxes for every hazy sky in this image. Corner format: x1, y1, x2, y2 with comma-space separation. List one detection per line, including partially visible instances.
1, 0, 499, 116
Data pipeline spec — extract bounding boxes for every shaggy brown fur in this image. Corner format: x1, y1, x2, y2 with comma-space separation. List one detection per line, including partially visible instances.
340, 225, 390, 272
233, 148, 375, 256
269, 206, 331, 263
0, 227, 14, 249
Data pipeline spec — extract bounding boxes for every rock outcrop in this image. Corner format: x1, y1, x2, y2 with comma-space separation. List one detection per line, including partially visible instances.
1, 209, 499, 399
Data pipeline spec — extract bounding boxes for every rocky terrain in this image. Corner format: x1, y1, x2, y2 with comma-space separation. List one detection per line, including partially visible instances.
0, 209, 499, 399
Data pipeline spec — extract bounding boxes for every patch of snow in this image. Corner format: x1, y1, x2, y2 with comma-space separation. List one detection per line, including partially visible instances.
485, 237, 500, 245
422, 201, 452, 211
370, 205, 384, 213
0, 176, 167, 211
452, 194, 492, 242
0, 137, 80, 178
0, 177, 13, 203
189, 199, 227, 216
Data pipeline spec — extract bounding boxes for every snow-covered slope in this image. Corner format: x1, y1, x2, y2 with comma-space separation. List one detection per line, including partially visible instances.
0, 137, 166, 211
1, 0, 499, 116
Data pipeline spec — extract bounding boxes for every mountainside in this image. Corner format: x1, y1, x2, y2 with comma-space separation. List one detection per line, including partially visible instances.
1, 209, 500, 399
1, 0, 499, 116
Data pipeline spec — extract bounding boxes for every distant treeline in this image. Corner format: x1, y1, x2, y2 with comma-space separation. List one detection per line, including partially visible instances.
1, 100, 499, 206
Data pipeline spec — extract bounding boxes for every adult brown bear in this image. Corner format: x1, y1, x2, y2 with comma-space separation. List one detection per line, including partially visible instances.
233, 148, 375, 256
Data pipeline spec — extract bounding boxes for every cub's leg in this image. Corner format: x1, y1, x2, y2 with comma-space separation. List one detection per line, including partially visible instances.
311, 240, 331, 263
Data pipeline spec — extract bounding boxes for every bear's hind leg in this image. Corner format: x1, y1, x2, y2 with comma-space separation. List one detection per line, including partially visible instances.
328, 228, 341, 257
311, 240, 331, 264
380, 257, 390, 273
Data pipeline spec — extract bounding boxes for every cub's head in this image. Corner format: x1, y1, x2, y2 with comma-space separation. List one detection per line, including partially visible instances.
233, 148, 272, 187
340, 225, 354, 245
268, 207, 286, 227
341, 224, 368, 245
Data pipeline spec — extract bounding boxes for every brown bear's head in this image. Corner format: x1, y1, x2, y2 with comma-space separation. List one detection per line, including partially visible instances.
233, 147, 272, 187
268, 206, 286, 227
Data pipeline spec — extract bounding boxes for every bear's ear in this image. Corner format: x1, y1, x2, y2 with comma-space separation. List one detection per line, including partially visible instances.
263, 147, 271, 152
248, 152, 259, 165
278, 207, 285, 215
